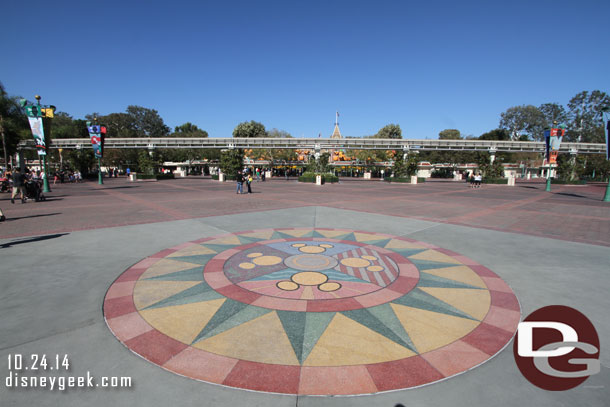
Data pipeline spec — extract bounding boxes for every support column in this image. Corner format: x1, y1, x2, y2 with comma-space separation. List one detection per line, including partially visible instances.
18, 150, 25, 172
489, 147, 497, 163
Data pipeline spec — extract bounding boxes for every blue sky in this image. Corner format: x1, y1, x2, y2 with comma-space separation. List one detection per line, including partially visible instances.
1, 0, 608, 139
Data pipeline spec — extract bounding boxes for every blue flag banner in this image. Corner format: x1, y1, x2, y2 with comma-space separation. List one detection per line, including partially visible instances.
544, 130, 550, 161
87, 124, 106, 159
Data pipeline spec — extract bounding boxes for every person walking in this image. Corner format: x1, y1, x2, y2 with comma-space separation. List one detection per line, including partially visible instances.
11, 167, 26, 204
236, 170, 244, 194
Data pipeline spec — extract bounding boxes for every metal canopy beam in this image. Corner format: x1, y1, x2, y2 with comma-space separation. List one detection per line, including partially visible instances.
17, 137, 607, 154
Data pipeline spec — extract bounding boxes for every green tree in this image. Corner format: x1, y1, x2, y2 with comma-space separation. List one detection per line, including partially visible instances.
556, 154, 584, 181
499, 105, 546, 140
174, 122, 208, 138
0, 82, 29, 164
136, 150, 158, 175
438, 129, 462, 140
161, 122, 210, 163
220, 149, 244, 178
233, 121, 267, 138
391, 153, 417, 178
97, 112, 138, 138
126, 105, 170, 138
566, 90, 610, 143
65, 149, 96, 176
539, 103, 568, 128
375, 124, 402, 139
477, 155, 504, 179
582, 155, 610, 181
50, 112, 89, 139
94, 107, 168, 167
267, 128, 291, 138
253, 128, 291, 162
479, 129, 510, 141
306, 152, 331, 174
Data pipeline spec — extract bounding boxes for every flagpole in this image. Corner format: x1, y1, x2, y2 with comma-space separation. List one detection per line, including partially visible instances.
35, 95, 51, 193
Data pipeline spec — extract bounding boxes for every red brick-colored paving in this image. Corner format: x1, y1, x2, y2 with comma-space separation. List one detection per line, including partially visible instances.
1, 177, 609, 246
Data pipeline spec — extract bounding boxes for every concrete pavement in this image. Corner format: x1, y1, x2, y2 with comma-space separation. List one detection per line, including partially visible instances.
1, 178, 608, 406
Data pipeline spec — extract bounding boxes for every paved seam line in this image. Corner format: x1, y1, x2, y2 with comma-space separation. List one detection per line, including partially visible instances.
0, 319, 101, 352
446, 186, 566, 223
97, 188, 190, 220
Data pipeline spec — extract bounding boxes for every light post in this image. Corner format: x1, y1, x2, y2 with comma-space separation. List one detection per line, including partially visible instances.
36, 96, 52, 193
544, 122, 565, 193
86, 117, 106, 185
21, 95, 54, 193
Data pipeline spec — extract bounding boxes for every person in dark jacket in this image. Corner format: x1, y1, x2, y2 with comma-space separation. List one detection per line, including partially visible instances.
236, 170, 244, 194
11, 168, 26, 204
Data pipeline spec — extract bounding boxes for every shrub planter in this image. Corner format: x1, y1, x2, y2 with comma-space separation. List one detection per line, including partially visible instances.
482, 178, 509, 184
384, 177, 426, 183
298, 173, 338, 184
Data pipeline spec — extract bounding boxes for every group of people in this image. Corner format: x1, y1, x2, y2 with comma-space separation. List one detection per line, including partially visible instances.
235, 168, 268, 194
53, 170, 82, 184
0, 167, 42, 205
468, 172, 482, 188
235, 169, 252, 194
0, 167, 39, 221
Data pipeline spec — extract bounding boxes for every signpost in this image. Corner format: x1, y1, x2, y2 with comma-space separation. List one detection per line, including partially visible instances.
86, 118, 106, 185
543, 123, 565, 192
20, 95, 54, 193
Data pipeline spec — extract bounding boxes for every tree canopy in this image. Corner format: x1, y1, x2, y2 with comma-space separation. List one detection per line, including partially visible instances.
233, 120, 267, 138
438, 129, 462, 140
499, 105, 546, 141
479, 129, 510, 141
172, 122, 208, 138
125, 105, 170, 138
373, 124, 402, 139
0, 82, 29, 160
566, 90, 610, 143
374, 124, 402, 139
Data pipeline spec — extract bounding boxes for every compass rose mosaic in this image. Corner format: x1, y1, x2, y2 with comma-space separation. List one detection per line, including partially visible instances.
104, 228, 520, 395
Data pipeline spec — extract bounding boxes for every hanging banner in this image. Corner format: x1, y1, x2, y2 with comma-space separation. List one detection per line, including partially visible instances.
26, 109, 46, 156
548, 128, 564, 164
543, 130, 550, 162
87, 123, 106, 159
550, 128, 564, 150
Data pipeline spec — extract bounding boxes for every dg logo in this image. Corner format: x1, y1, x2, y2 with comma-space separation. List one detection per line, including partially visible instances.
513, 305, 600, 391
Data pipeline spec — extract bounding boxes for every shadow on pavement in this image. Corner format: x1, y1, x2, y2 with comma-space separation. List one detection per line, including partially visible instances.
0, 233, 69, 249
4, 213, 62, 221
555, 192, 587, 199
95, 186, 140, 190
